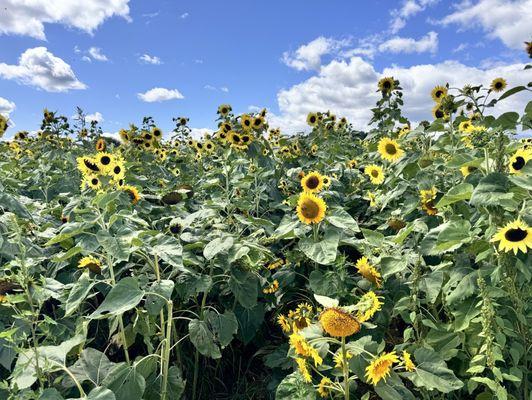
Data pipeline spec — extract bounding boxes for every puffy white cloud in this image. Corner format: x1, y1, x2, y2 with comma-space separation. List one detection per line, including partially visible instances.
0, 97, 16, 116
0, 0, 131, 40
190, 128, 213, 139
440, 0, 532, 50
282, 36, 351, 71
0, 47, 87, 92
88, 47, 108, 62
270, 57, 530, 133
139, 54, 162, 65
85, 112, 104, 123
378, 31, 438, 54
389, 0, 438, 33
137, 87, 184, 102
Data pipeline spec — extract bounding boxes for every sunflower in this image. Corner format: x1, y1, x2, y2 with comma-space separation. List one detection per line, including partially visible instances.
217, 104, 232, 116
526, 41, 532, 58
377, 138, 404, 162
253, 116, 265, 130
431, 85, 448, 102
355, 257, 382, 288
458, 120, 472, 132
356, 291, 383, 322
122, 185, 141, 204
347, 159, 357, 169
85, 175, 102, 191
78, 255, 102, 274
95, 152, 115, 173
460, 165, 477, 177
0, 114, 8, 137
365, 191, 377, 207
322, 175, 331, 188
301, 171, 324, 193
333, 351, 352, 369
402, 351, 416, 372
432, 104, 446, 120
263, 279, 279, 294
420, 187, 438, 216
307, 112, 319, 127
509, 148, 531, 174
152, 127, 163, 140
93, 138, 105, 152
378, 77, 395, 93
320, 307, 360, 337
490, 78, 507, 92
398, 126, 410, 138
317, 377, 332, 398
277, 314, 291, 333
204, 140, 215, 152
109, 160, 126, 180
364, 165, 384, 185
119, 129, 130, 142
491, 219, 532, 254
296, 192, 326, 224
178, 117, 189, 126
365, 351, 399, 385
241, 114, 253, 130
77, 156, 100, 175
295, 358, 312, 383
289, 333, 322, 366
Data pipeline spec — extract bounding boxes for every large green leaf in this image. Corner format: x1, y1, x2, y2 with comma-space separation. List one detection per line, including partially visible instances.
298, 230, 339, 265
203, 235, 234, 260
102, 364, 146, 400
89, 277, 144, 319
408, 348, 463, 393
228, 268, 259, 309
275, 371, 316, 400
436, 183, 473, 208
206, 310, 238, 348
145, 280, 174, 316
188, 319, 221, 359
470, 173, 513, 207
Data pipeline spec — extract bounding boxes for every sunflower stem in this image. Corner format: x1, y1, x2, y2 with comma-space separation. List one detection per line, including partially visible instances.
341, 337, 350, 400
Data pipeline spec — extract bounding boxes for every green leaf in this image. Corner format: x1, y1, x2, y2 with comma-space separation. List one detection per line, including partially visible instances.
361, 228, 385, 247
188, 319, 221, 359
150, 234, 184, 269
38, 389, 64, 400
145, 280, 174, 316
298, 230, 339, 265
380, 256, 408, 279
470, 173, 513, 207
375, 372, 416, 400
497, 86, 526, 101
87, 387, 116, 400
102, 364, 146, 400
408, 348, 463, 393
228, 268, 258, 309
90, 277, 144, 319
65, 272, 95, 317
436, 183, 473, 208
235, 303, 265, 344
275, 371, 316, 400
69, 348, 116, 386
494, 112, 519, 129
203, 235, 234, 260
326, 207, 359, 232
206, 310, 238, 348
97, 231, 131, 263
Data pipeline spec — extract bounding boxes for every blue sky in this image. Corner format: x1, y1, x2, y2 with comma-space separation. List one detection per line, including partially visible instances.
0, 0, 531, 137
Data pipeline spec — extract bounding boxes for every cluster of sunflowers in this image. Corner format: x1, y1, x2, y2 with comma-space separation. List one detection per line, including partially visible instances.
76, 150, 140, 204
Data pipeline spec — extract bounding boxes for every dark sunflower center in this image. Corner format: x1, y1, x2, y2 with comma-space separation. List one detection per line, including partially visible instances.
170, 224, 182, 234
244, 120, 251, 126
222, 108, 228, 114
84, 159, 100, 172
504, 228, 527, 242
495, 82, 503, 89
385, 143, 397, 155
435, 109, 444, 118
114, 166, 121, 174
242, 136, 250, 143
91, 178, 98, 185
512, 156, 525, 170
181, 119, 187, 125
305, 176, 319, 189
383, 81, 391, 89
233, 135, 241, 143
154, 130, 161, 136
436, 90, 443, 98
310, 116, 316, 123
254, 119, 261, 126
207, 144, 212, 149
101, 156, 111, 165
468, 166, 477, 173
145, 134, 152, 140
301, 200, 320, 219
371, 170, 379, 177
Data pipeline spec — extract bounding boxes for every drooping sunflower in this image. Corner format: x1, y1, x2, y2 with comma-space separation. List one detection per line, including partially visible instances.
432, 104, 446, 120
277, 314, 291, 333
420, 187, 438, 216
240, 114, 253, 130
306, 112, 319, 127
301, 171, 324, 193
377, 138, 404, 162
296, 192, 326, 224
295, 358, 312, 383
317, 377, 332, 398
491, 218, 532, 254
508, 148, 531, 174
378, 77, 395, 94
95, 138, 106, 152
365, 351, 399, 385
262, 279, 279, 294
364, 165, 385, 185
458, 120, 472, 132
365, 191, 377, 207
78, 255, 102, 274
490, 77, 507, 92
356, 291, 383, 322
402, 351, 416, 372
320, 307, 360, 337
431, 85, 447, 102
460, 165, 477, 177
122, 185, 141, 204
355, 257, 382, 288
119, 129, 130, 142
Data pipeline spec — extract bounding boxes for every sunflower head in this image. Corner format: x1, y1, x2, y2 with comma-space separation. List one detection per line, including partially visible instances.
365, 351, 399, 385
420, 187, 438, 216
306, 112, 319, 127
509, 148, 531, 174
253, 116, 265, 130
152, 127, 163, 140
319, 307, 360, 337
431, 85, 448, 102
460, 165, 477, 177
95, 152, 115, 173
402, 351, 416, 372
122, 185, 141, 204
356, 291, 383, 322
490, 77, 507, 93
78, 256, 102, 274
432, 104, 447, 120
377, 137, 404, 162
240, 114, 253, 130
378, 77, 395, 94
217, 104, 232, 116
364, 165, 385, 185
296, 192, 327, 224
317, 377, 332, 398
301, 171, 324, 193
491, 218, 532, 254
355, 257, 382, 288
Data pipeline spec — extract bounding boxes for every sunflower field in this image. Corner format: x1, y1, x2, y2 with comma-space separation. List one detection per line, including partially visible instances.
0, 67, 531, 400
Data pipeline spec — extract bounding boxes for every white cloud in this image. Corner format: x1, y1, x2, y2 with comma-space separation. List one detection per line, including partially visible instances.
204, 85, 229, 92
194, 59, 204, 64
440, 0, 532, 50
0, 47, 87, 92
88, 47, 108, 62
282, 36, 351, 71
220, 86, 229, 93
0, 0, 131, 40
139, 54, 162, 65
204, 85, 217, 90
190, 128, 213, 139
86, 112, 104, 123
82, 56, 92, 63
378, 31, 438, 54
389, 0, 438, 33
270, 57, 530, 132
137, 87, 184, 102
0, 97, 16, 116
180, 12, 189, 19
